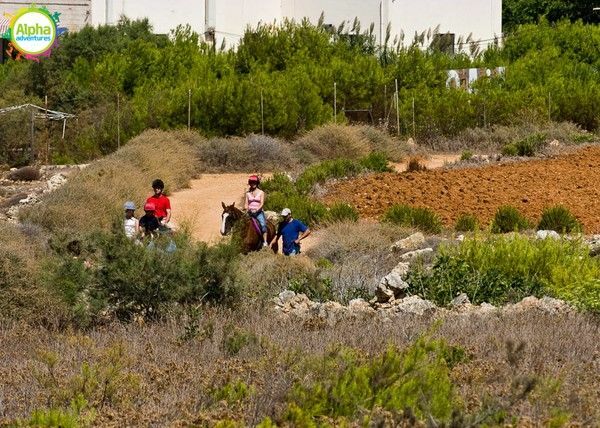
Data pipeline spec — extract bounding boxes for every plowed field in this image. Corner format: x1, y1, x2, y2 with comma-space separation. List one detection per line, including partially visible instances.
323, 146, 600, 232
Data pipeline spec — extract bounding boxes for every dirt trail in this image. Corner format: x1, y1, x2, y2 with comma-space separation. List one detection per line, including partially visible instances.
170, 155, 461, 244
170, 174, 249, 243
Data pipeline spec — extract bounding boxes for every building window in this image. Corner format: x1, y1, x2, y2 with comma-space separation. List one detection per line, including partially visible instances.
431, 32, 455, 55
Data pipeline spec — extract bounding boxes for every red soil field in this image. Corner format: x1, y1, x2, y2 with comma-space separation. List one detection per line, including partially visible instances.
323, 146, 600, 233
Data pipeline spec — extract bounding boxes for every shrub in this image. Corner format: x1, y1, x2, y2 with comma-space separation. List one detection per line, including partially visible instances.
502, 133, 546, 157
383, 204, 442, 234
460, 150, 474, 161
295, 153, 390, 195
47, 228, 241, 324
197, 134, 294, 172
406, 234, 600, 310
293, 124, 373, 164
537, 205, 582, 233
501, 143, 519, 157
455, 213, 479, 232
406, 157, 427, 172
325, 203, 359, 224
8, 166, 41, 181
359, 152, 393, 172
0, 223, 67, 326
491, 205, 531, 233
265, 192, 328, 226
281, 336, 462, 425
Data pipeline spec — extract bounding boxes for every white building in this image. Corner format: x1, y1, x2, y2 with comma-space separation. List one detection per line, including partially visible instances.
94, 1, 502, 51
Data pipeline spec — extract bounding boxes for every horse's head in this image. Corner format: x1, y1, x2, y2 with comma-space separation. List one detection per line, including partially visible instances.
220, 202, 243, 236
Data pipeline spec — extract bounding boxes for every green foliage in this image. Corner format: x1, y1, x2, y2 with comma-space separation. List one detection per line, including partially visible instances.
281, 336, 463, 425
502, 133, 546, 157
46, 228, 241, 325
222, 326, 259, 356
503, 0, 598, 32
211, 380, 254, 405
2, 18, 600, 163
406, 234, 600, 310
460, 150, 474, 161
491, 205, 531, 233
295, 153, 391, 195
288, 275, 334, 302
455, 213, 479, 232
263, 154, 387, 226
382, 204, 442, 234
23, 396, 92, 428
325, 203, 359, 224
537, 205, 582, 233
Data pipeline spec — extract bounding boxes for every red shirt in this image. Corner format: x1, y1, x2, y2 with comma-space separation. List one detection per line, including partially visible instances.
146, 194, 171, 219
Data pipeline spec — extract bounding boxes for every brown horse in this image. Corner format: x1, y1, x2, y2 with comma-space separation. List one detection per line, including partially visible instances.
220, 202, 278, 254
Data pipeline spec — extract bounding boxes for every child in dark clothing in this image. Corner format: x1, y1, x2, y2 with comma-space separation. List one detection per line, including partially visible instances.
139, 202, 160, 238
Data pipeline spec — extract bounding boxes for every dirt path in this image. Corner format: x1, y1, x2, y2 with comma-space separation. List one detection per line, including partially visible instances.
323, 146, 600, 233
170, 174, 249, 243
170, 155, 461, 244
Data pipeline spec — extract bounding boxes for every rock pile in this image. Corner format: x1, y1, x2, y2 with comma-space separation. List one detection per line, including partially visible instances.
273, 290, 573, 322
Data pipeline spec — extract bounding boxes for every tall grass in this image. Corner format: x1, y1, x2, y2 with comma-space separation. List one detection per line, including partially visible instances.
20, 130, 201, 235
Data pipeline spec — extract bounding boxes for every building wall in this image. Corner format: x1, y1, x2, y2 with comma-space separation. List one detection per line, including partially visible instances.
389, 0, 502, 49
213, 0, 282, 47
1, 0, 92, 32
87, 0, 502, 51
91, 0, 204, 35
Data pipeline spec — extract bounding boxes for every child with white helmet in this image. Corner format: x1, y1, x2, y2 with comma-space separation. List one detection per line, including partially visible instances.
123, 201, 139, 239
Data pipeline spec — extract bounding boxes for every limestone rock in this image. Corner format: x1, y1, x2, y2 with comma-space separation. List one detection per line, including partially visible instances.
451, 293, 470, 307
393, 296, 436, 315
390, 232, 425, 252
379, 262, 410, 298
536, 230, 560, 240
399, 248, 433, 262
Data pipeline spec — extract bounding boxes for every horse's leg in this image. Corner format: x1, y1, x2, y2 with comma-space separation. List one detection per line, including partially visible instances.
245, 223, 261, 252
267, 223, 278, 254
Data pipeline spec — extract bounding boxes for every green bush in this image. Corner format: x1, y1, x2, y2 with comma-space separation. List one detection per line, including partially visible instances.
455, 213, 479, 232
491, 205, 531, 233
460, 150, 474, 161
47, 228, 241, 324
264, 192, 328, 227
383, 204, 442, 234
537, 205, 582, 233
280, 336, 463, 425
502, 133, 546, 157
325, 203, 359, 223
501, 143, 519, 157
295, 153, 390, 195
406, 234, 600, 310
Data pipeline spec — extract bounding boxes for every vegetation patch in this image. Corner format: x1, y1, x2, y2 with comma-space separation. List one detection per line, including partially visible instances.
407, 234, 600, 310
537, 205, 582, 233
382, 204, 442, 234
491, 205, 531, 233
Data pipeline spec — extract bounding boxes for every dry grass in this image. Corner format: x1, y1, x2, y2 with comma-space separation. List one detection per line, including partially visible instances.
1, 309, 598, 426
306, 221, 420, 297
423, 121, 599, 152
19, 129, 201, 235
293, 124, 406, 164
231, 251, 317, 303
197, 134, 295, 173
0, 223, 66, 325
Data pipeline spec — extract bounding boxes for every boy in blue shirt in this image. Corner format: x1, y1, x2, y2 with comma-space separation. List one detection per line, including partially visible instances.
270, 208, 311, 256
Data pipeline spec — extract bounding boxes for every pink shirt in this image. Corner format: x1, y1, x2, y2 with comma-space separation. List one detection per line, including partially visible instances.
247, 190, 263, 211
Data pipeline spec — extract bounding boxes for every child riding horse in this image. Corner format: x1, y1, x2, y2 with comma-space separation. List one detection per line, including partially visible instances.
220, 202, 278, 254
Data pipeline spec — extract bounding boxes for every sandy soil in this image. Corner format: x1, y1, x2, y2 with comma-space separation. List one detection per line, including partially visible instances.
170, 174, 249, 243
170, 155, 461, 244
323, 146, 600, 233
